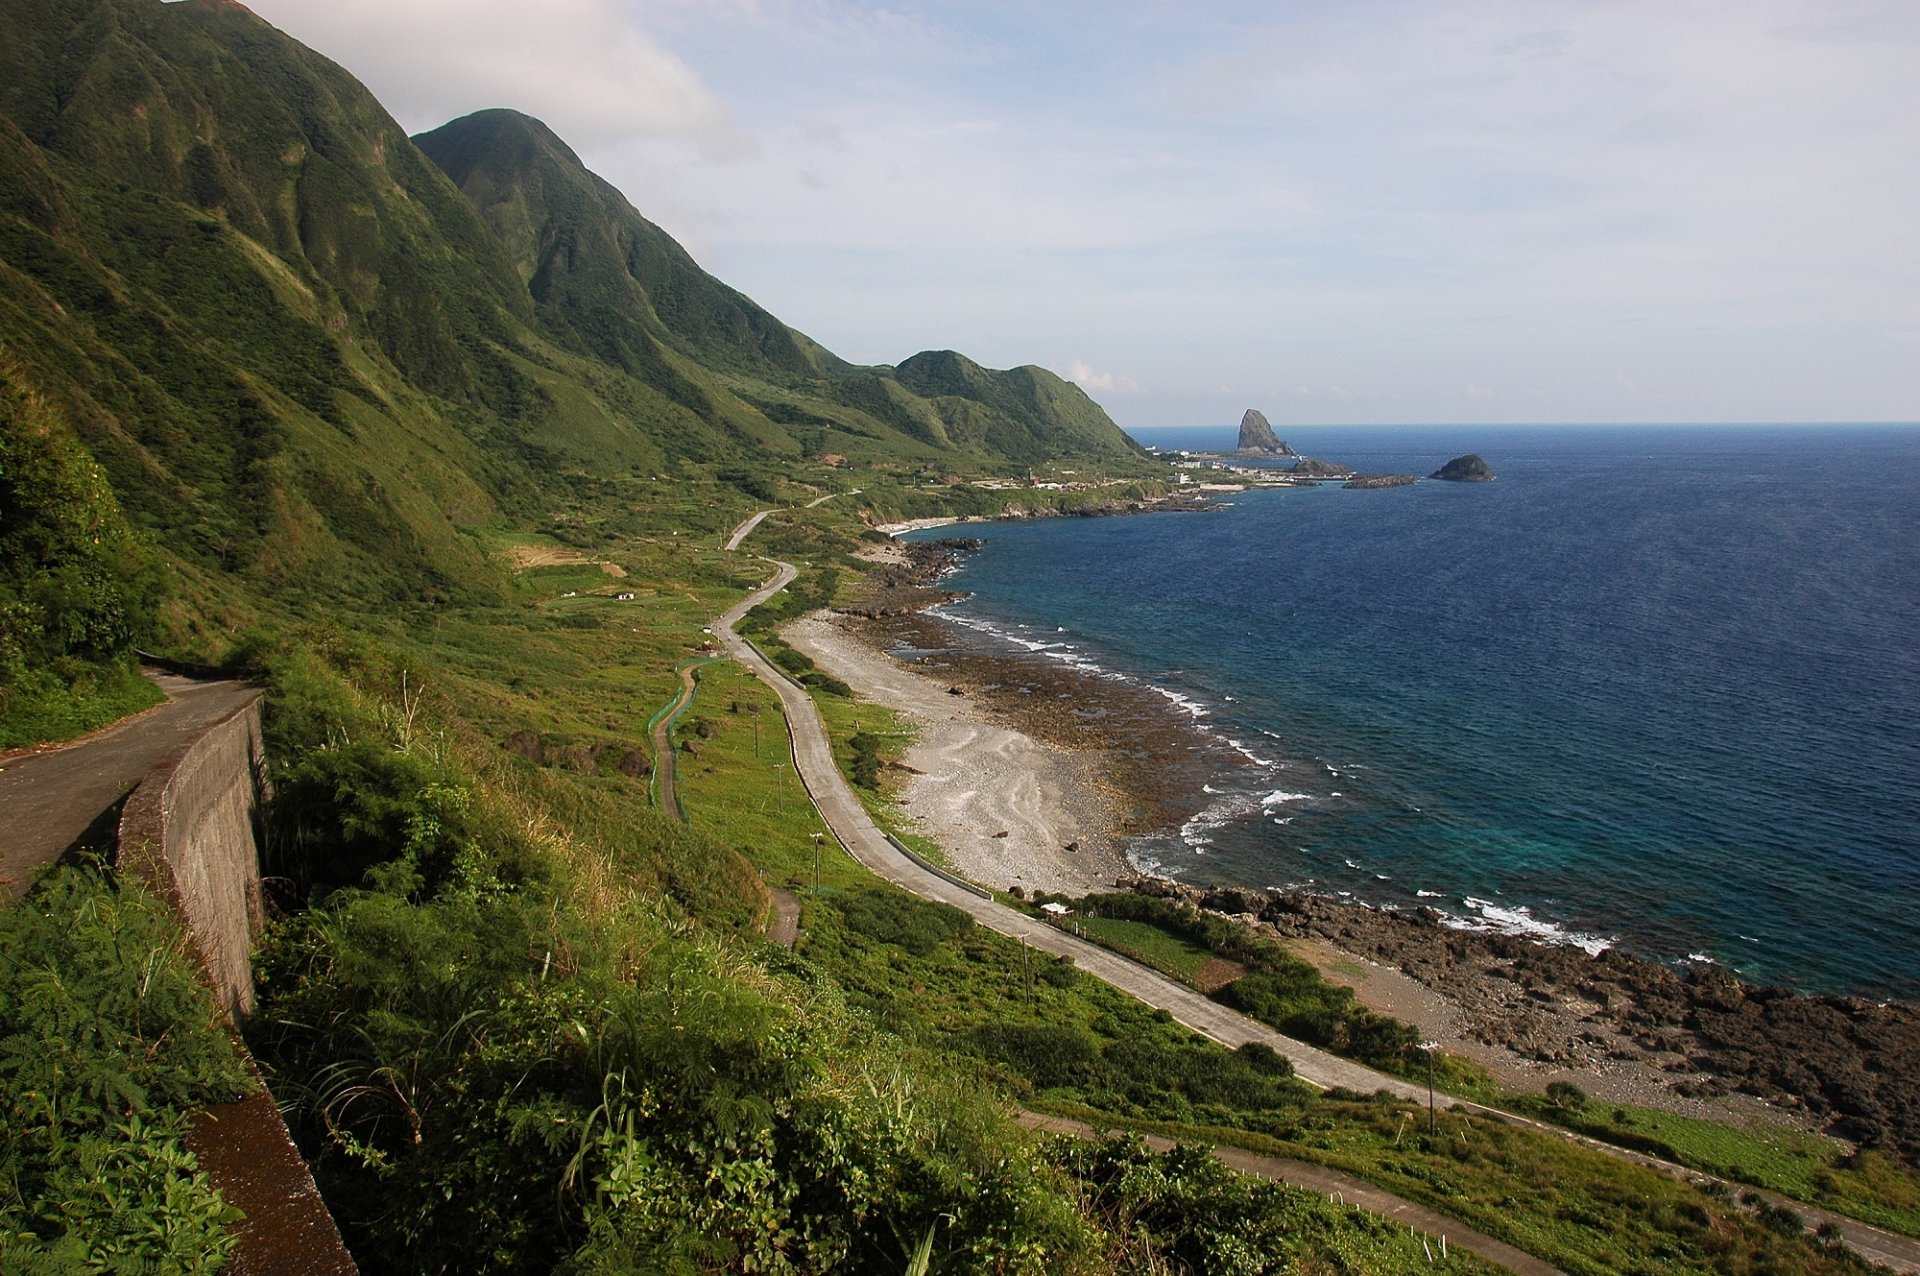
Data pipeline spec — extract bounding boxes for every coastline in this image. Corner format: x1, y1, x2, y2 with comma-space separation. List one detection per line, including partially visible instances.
786, 615, 1130, 896
798, 535, 1920, 1154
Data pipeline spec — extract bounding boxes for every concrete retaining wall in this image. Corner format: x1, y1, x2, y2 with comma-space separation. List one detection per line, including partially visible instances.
117, 696, 267, 1021
115, 693, 357, 1274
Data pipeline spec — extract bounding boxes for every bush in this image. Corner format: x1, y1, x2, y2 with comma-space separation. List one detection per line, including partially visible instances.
1546, 1080, 1589, 1110
0, 865, 251, 1268
834, 888, 973, 956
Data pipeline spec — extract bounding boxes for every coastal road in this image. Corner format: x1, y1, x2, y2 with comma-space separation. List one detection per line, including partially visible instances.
0, 671, 261, 903
721, 491, 851, 552
711, 542, 1920, 1273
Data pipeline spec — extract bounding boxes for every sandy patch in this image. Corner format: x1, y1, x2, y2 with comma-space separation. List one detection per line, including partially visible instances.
501, 544, 627, 578
784, 613, 1132, 897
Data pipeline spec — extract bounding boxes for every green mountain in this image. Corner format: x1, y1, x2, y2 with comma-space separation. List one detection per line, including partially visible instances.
0, 0, 1144, 632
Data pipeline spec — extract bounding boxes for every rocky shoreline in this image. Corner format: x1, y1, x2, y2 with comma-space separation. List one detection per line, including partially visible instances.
831, 534, 1920, 1160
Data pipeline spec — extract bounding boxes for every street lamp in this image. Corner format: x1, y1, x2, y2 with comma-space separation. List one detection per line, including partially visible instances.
811, 832, 824, 890
1419, 1041, 1440, 1135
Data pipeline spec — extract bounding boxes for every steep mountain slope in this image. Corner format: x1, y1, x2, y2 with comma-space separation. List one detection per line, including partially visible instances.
415, 109, 842, 386
0, 0, 1146, 629
415, 108, 1148, 470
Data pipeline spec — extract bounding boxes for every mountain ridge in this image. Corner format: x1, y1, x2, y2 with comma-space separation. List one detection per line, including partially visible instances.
0, 0, 1147, 627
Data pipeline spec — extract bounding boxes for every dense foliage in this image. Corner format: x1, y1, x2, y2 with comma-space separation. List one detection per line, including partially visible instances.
0, 365, 163, 745
0, 865, 252, 1269
1063, 893, 1422, 1071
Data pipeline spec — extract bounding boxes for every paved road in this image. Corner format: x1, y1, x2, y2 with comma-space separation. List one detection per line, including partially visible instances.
712, 541, 1920, 1273
0, 671, 261, 902
724, 509, 775, 551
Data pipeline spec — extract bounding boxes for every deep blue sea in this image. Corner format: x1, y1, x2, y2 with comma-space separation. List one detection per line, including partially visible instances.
911, 425, 1920, 999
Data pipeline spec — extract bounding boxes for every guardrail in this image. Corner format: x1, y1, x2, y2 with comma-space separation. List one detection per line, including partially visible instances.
883, 833, 992, 900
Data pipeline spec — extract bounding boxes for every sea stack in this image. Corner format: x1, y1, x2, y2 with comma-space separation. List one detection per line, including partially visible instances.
1236, 409, 1296, 455
1431, 453, 1496, 482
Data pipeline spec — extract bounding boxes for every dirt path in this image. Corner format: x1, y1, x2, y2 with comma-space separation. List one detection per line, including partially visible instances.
0, 671, 261, 902
1017, 1111, 1561, 1275
765, 886, 801, 948
648, 662, 704, 818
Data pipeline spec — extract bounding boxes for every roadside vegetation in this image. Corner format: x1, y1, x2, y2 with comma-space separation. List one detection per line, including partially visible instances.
0, 365, 164, 747
0, 863, 252, 1269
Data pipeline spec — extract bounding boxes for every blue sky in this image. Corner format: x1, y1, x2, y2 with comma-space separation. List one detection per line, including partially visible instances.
246, 0, 1919, 428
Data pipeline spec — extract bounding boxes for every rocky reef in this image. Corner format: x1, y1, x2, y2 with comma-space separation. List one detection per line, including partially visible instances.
1343, 474, 1418, 489
1119, 876, 1920, 1156
1290, 457, 1356, 479
1431, 453, 1496, 481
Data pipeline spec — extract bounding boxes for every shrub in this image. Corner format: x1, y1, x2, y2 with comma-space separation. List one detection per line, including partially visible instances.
834, 889, 973, 956
0, 865, 251, 1268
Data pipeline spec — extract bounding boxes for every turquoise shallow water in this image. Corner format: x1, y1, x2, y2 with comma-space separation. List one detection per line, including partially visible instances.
910, 425, 1920, 999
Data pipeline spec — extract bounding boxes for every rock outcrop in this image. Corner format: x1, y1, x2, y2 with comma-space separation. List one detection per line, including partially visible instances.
1431, 453, 1495, 482
1290, 457, 1355, 479
1236, 409, 1296, 455
1343, 474, 1418, 489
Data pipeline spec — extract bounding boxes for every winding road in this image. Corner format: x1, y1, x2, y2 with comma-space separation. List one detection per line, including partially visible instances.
708, 510, 1920, 1274
0, 671, 261, 903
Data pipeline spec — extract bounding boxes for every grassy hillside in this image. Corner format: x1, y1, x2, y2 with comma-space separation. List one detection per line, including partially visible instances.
0, 0, 1147, 640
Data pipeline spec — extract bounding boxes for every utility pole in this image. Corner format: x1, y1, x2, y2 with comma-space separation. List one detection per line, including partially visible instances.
811, 832, 823, 890
1421, 1041, 1439, 1135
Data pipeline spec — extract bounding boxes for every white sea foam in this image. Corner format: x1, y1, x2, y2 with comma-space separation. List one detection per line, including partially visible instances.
1439, 897, 1614, 956
1260, 790, 1312, 806
1152, 686, 1210, 718
1416, 889, 1443, 899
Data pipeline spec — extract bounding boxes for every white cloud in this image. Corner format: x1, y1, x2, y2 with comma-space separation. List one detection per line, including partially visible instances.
1060, 360, 1142, 394
244, 0, 744, 151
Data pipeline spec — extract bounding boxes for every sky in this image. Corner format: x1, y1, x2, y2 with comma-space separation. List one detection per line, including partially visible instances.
242, 0, 1919, 429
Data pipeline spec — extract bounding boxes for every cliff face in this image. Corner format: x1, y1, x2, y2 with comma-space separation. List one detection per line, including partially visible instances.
1235, 409, 1295, 455
1432, 453, 1496, 481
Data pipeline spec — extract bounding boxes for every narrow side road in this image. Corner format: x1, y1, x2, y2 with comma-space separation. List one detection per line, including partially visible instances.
1017, 1111, 1564, 1276
0, 671, 261, 902
648, 660, 711, 817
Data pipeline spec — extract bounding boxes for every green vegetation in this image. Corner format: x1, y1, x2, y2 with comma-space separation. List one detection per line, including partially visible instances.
1068, 915, 1226, 986
1, 863, 253, 1269
1044, 1103, 1873, 1276
1513, 1094, 1920, 1237
0, 364, 164, 746
1055, 892, 1431, 1075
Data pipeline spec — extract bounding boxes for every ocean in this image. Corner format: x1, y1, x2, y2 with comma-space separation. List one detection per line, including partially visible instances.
908, 425, 1920, 1000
